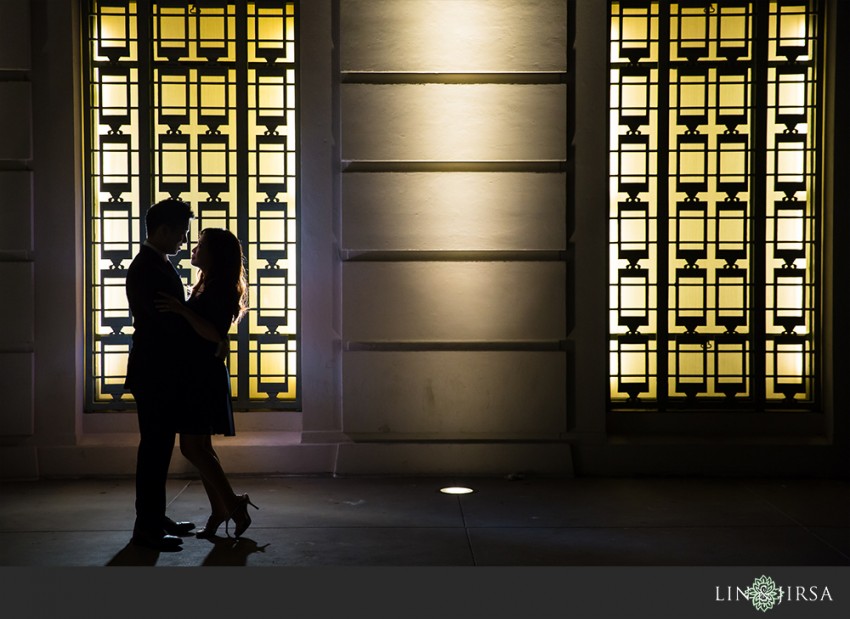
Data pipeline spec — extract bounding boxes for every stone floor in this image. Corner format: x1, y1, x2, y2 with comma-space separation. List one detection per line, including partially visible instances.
0, 475, 848, 567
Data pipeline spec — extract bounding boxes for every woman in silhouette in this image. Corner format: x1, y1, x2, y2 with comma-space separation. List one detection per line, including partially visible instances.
156, 227, 258, 538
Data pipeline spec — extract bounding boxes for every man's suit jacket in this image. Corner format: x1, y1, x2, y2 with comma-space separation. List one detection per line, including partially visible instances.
124, 244, 191, 398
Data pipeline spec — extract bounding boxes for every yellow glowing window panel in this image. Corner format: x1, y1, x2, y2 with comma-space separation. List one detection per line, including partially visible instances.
609, 1, 820, 409
84, 1, 299, 410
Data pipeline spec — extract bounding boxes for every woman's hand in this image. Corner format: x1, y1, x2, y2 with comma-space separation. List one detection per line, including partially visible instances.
155, 292, 186, 316
156, 292, 222, 344
215, 336, 230, 360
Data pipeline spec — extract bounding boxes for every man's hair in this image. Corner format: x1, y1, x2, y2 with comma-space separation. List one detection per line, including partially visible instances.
145, 198, 194, 236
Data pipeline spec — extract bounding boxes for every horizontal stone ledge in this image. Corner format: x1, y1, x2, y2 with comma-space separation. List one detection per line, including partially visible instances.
0, 70, 30, 81
85, 403, 303, 414
335, 442, 574, 477
340, 435, 573, 443
344, 340, 567, 352
0, 161, 32, 171
340, 71, 567, 85
0, 250, 34, 262
76, 431, 304, 447
341, 160, 568, 173
0, 343, 34, 353
36, 441, 338, 477
340, 249, 568, 262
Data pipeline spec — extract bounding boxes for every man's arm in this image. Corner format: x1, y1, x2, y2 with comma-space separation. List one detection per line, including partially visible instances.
126, 255, 188, 340
155, 292, 222, 343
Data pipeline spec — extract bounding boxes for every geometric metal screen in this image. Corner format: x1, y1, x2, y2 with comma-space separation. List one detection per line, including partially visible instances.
84, 0, 299, 411
609, 1, 821, 409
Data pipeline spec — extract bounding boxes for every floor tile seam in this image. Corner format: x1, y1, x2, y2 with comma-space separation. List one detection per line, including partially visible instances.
794, 525, 850, 562
4, 561, 848, 567
755, 497, 817, 527
454, 495, 479, 566
757, 496, 850, 529
460, 524, 823, 529
0, 525, 474, 532
218, 524, 472, 530
0, 524, 835, 533
166, 481, 195, 505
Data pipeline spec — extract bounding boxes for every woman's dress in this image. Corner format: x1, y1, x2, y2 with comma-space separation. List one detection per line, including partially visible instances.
176, 288, 236, 436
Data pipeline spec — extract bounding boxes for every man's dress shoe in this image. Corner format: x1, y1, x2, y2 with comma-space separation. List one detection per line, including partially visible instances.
131, 529, 184, 551
163, 517, 196, 536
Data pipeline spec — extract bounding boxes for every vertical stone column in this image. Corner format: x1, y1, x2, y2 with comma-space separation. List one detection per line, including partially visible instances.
0, 0, 36, 477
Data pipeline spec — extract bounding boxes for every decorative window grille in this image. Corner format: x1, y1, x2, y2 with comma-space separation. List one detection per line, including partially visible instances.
608, 1, 821, 409
84, 0, 299, 410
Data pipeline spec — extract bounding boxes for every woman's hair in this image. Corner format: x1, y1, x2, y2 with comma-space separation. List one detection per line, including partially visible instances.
191, 228, 249, 323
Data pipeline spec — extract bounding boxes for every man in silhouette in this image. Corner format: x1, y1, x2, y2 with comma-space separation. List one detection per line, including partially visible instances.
125, 198, 196, 551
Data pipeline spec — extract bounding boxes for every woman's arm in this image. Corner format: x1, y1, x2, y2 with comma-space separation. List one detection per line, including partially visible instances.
155, 292, 222, 343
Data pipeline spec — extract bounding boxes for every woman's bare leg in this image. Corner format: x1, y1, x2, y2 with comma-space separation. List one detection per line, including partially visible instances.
180, 434, 238, 519
199, 473, 229, 518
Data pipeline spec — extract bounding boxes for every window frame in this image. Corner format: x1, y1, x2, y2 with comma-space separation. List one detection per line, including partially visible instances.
81, 0, 302, 413
606, 0, 825, 413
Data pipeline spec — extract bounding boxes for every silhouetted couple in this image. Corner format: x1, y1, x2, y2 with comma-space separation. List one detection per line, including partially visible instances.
124, 198, 257, 551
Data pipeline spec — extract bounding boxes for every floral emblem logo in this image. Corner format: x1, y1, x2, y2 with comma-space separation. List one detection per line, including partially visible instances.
744, 575, 784, 612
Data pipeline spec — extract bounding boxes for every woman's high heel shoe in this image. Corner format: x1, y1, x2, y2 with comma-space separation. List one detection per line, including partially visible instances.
195, 513, 227, 539
226, 494, 259, 538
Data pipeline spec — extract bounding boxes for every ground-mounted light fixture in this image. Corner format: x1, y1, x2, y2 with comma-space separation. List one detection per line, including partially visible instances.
439, 486, 475, 495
